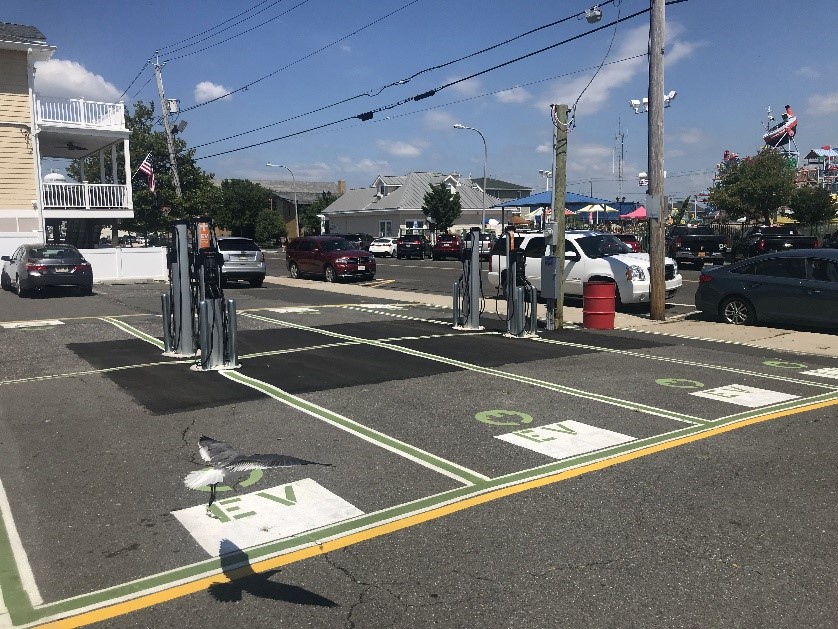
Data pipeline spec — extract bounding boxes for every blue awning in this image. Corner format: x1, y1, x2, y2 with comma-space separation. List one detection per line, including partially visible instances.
492, 191, 613, 208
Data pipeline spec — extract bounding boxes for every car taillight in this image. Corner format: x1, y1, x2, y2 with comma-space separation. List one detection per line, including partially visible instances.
25, 264, 47, 272
757, 238, 765, 252
72, 263, 90, 271
698, 273, 714, 283
814, 240, 820, 248
674, 236, 683, 248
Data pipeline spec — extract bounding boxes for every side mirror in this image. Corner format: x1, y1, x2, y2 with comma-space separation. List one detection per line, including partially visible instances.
1, 256, 9, 262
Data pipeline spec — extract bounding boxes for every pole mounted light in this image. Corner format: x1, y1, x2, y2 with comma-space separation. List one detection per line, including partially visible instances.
453, 124, 487, 230
266, 163, 299, 238
539, 169, 553, 191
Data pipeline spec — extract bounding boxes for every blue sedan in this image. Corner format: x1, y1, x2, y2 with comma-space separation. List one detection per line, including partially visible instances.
695, 248, 838, 327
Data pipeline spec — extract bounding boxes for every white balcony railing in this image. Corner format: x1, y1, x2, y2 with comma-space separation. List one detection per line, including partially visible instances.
35, 97, 125, 130
43, 182, 129, 209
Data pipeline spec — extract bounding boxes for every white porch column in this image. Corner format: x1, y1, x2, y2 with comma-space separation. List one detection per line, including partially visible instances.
123, 138, 133, 210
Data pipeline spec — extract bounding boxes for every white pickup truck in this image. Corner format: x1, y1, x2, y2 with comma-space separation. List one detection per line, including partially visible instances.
487, 230, 682, 305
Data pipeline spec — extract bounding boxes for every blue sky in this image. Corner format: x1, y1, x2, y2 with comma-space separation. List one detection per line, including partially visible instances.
6, 0, 838, 204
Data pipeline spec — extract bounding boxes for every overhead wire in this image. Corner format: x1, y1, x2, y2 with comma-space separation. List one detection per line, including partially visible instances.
157, 0, 279, 52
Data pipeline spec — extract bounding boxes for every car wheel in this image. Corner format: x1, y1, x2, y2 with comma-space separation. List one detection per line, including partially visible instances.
249, 277, 264, 288
14, 275, 29, 298
324, 265, 338, 283
720, 296, 756, 325
0, 272, 9, 291
289, 262, 300, 279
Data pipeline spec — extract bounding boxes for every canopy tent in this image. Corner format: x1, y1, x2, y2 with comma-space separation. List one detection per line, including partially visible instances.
622, 206, 647, 219
493, 191, 613, 209
579, 204, 619, 214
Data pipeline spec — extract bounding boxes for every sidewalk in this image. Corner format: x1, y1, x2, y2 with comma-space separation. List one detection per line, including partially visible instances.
265, 276, 838, 358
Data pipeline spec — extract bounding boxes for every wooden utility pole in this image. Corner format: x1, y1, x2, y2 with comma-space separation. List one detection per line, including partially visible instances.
647, 0, 666, 319
549, 104, 568, 329
154, 55, 182, 198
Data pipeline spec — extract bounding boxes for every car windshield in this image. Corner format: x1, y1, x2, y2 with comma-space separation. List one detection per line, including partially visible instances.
575, 234, 632, 259
320, 239, 354, 252
218, 239, 259, 251
438, 235, 457, 242
29, 246, 81, 259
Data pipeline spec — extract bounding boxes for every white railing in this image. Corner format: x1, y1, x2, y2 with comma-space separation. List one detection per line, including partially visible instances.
42, 182, 129, 209
35, 97, 125, 130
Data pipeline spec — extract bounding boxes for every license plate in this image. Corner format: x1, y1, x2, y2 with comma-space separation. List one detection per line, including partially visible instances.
54, 266, 69, 272
358, 265, 366, 270
238, 255, 248, 260
697, 252, 705, 257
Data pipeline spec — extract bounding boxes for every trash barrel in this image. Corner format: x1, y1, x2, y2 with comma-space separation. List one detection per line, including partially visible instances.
582, 281, 616, 330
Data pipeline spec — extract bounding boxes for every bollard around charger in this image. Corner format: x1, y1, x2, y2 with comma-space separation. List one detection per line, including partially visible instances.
582, 281, 616, 330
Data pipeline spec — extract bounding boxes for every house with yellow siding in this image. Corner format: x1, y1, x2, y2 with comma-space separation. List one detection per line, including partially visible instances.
0, 23, 134, 257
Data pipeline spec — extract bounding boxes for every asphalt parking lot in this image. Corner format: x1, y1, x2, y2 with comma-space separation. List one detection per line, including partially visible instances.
1, 280, 837, 628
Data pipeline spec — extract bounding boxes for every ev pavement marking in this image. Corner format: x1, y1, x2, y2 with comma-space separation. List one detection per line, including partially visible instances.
172, 479, 365, 556
0, 321, 63, 330
220, 370, 490, 485
496, 421, 635, 460
19, 397, 838, 629
0, 478, 42, 608
100, 317, 165, 349
241, 312, 708, 425
691, 384, 799, 408
801, 367, 838, 380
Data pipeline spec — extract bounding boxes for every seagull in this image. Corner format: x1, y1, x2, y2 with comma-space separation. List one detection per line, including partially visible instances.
184, 436, 332, 506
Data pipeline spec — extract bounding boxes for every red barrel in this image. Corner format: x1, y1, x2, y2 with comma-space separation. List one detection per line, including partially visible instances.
582, 281, 616, 330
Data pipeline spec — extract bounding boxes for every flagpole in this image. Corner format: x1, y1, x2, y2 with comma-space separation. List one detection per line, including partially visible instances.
133, 152, 152, 179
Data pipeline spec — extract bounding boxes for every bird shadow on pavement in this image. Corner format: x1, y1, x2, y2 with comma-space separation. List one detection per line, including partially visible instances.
208, 538, 337, 606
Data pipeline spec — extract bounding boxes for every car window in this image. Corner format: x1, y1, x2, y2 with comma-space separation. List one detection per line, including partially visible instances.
524, 237, 546, 258
809, 258, 838, 283
752, 257, 806, 279
576, 234, 631, 258
30, 246, 82, 259
438, 235, 458, 242
320, 238, 354, 252
218, 239, 259, 252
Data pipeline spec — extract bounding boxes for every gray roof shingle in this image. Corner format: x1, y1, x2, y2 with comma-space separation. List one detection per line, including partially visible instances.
0, 23, 47, 44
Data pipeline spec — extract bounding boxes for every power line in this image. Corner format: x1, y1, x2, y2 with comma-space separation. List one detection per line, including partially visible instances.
157, 0, 278, 52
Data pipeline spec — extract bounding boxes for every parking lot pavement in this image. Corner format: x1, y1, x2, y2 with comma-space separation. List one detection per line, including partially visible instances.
0, 281, 837, 627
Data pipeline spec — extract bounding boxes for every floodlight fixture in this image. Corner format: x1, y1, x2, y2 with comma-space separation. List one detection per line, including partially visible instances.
585, 5, 602, 23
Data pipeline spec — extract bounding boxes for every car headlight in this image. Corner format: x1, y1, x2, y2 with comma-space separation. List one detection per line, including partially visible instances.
335, 257, 350, 264
626, 265, 646, 281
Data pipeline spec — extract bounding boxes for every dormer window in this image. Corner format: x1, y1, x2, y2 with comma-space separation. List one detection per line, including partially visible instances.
378, 184, 386, 196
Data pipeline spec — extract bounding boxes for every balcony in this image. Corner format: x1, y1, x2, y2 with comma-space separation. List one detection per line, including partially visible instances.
35, 97, 126, 130
43, 182, 129, 210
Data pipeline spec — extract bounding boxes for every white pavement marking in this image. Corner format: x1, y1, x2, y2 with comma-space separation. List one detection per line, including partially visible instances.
496, 421, 634, 460
1, 320, 63, 329
267, 307, 320, 314
172, 479, 364, 556
690, 384, 799, 408
0, 477, 43, 607
801, 367, 838, 380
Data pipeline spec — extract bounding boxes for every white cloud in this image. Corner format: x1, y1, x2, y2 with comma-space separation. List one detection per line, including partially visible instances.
423, 110, 458, 130
495, 87, 532, 104
796, 66, 819, 79
673, 128, 704, 145
565, 143, 614, 178
340, 44, 351, 53
447, 77, 481, 97
34, 59, 121, 101
536, 143, 552, 154
194, 81, 231, 104
336, 156, 389, 175
808, 92, 838, 115
377, 139, 423, 157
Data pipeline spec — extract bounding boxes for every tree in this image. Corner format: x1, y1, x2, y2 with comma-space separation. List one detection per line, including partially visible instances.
707, 149, 797, 224
255, 207, 286, 245
422, 182, 462, 232
790, 185, 838, 233
217, 179, 272, 238
300, 192, 336, 234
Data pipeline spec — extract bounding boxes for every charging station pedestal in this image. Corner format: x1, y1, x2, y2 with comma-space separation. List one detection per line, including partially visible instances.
452, 227, 483, 330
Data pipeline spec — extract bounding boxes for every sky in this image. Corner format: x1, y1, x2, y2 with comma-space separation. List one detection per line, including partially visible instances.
5, 0, 838, 205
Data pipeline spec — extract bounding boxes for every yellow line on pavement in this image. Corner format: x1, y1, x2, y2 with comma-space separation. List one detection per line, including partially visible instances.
35, 397, 838, 628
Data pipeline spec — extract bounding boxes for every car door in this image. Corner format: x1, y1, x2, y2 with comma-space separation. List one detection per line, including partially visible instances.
563, 239, 585, 297
803, 256, 838, 325
295, 239, 314, 273
746, 256, 807, 322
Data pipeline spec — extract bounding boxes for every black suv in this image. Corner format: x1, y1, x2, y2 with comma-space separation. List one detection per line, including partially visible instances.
396, 235, 432, 259
330, 233, 375, 250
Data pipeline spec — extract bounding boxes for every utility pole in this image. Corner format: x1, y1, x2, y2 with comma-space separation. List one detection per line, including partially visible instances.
647, 0, 666, 320
154, 54, 182, 198
548, 104, 568, 329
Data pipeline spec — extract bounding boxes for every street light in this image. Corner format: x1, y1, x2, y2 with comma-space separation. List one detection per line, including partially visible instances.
266, 163, 299, 237
539, 169, 552, 191
453, 124, 487, 230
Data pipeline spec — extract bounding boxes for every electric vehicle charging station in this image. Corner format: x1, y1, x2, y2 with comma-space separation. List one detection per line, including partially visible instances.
504, 227, 538, 338
452, 227, 483, 330
161, 218, 240, 371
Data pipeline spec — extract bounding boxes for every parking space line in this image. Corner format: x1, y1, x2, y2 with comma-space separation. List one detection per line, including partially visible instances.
220, 370, 489, 485
241, 312, 707, 425
0, 478, 42, 610
99, 318, 164, 349
0, 361, 191, 388
22, 396, 838, 629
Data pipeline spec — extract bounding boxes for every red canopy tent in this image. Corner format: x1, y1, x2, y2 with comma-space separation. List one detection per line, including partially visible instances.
622, 206, 647, 219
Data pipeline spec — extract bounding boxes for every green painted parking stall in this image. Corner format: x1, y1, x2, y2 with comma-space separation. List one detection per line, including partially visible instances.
0, 301, 836, 628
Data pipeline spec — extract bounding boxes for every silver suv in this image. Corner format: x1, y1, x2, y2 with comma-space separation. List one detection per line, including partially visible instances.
217, 237, 266, 287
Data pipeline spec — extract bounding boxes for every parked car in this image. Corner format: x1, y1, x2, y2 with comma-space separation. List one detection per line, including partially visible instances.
396, 235, 432, 259
1, 243, 93, 297
731, 225, 819, 260
487, 230, 682, 306
432, 234, 464, 261
217, 237, 266, 287
369, 237, 399, 257
286, 236, 376, 282
330, 233, 375, 250
613, 233, 642, 252
665, 225, 729, 267
694, 249, 838, 327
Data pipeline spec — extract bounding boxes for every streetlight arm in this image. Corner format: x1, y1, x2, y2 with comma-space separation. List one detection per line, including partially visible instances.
453, 124, 487, 229
266, 162, 300, 238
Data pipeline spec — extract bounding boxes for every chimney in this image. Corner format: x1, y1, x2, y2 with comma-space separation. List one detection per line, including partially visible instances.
338, 179, 346, 195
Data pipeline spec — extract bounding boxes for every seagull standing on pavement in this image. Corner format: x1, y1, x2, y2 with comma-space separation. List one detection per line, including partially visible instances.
184, 435, 332, 506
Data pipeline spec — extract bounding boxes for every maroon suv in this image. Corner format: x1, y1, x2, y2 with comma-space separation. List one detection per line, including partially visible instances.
432, 234, 464, 261
286, 236, 376, 282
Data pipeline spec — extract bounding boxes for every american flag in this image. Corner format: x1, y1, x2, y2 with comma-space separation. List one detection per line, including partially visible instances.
138, 153, 155, 193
